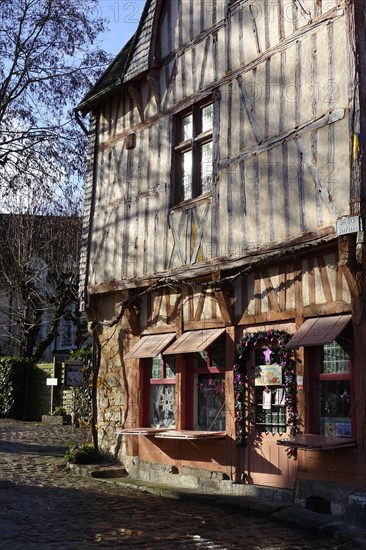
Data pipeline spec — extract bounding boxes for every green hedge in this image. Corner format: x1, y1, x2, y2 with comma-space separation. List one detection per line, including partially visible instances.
0, 357, 31, 419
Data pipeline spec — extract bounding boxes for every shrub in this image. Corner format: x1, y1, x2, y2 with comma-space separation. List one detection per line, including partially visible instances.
64, 442, 105, 464
69, 347, 93, 425
52, 406, 71, 424
0, 357, 31, 418
52, 406, 65, 416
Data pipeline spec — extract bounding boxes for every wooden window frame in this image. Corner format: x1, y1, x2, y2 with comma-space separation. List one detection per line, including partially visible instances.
172, 97, 213, 205
185, 337, 226, 430
306, 331, 355, 438
142, 356, 176, 428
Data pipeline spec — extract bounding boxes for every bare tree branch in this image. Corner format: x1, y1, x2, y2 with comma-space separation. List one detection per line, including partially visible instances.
0, 198, 87, 361
0, 0, 111, 196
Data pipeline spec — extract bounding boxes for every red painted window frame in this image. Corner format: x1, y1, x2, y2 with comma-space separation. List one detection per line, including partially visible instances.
306, 330, 355, 437
142, 357, 176, 427
184, 337, 226, 430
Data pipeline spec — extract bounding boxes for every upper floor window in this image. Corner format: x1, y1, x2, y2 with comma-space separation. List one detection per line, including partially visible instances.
173, 98, 213, 204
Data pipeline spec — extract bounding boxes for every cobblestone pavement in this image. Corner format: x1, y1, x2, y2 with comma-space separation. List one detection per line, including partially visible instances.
0, 419, 344, 549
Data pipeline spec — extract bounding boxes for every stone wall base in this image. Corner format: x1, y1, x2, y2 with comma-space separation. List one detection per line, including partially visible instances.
123, 456, 292, 502
294, 479, 366, 527
41, 415, 64, 425
123, 456, 365, 527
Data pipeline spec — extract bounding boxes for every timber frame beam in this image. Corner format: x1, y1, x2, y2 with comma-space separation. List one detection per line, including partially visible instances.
128, 85, 144, 123
87, 227, 337, 295
338, 235, 362, 299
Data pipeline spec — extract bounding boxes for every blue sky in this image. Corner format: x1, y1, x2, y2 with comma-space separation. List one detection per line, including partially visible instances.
97, 0, 144, 55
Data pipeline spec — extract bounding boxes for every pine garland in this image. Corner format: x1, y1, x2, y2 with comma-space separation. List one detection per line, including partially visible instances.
234, 329, 300, 457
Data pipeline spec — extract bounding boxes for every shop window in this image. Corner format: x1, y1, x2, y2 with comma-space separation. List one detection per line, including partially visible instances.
318, 339, 352, 437
149, 355, 176, 429
253, 349, 287, 434
277, 317, 355, 451
172, 98, 213, 205
193, 337, 226, 431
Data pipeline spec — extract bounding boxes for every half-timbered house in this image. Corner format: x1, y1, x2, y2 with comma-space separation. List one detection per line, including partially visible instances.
76, 0, 366, 521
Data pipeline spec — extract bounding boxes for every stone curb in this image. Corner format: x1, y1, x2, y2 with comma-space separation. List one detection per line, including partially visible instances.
67, 463, 366, 547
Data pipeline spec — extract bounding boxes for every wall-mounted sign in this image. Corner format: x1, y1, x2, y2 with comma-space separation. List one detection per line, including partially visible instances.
254, 364, 282, 386
297, 375, 304, 391
65, 362, 84, 386
335, 216, 362, 236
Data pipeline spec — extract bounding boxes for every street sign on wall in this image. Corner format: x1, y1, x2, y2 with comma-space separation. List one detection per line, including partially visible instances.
335, 216, 362, 236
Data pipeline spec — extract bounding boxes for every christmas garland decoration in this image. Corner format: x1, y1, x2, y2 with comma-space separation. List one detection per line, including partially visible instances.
233, 329, 300, 457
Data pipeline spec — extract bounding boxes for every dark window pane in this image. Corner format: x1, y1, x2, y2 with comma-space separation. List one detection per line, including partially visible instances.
211, 338, 225, 368
197, 373, 225, 431
319, 380, 351, 437
193, 351, 207, 369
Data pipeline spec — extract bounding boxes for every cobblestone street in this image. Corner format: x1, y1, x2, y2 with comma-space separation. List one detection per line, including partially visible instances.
0, 420, 356, 549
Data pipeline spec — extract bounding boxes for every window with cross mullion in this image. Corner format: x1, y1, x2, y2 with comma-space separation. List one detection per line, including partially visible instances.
318, 338, 353, 437
193, 336, 226, 431
149, 355, 176, 429
173, 98, 213, 204
307, 327, 354, 438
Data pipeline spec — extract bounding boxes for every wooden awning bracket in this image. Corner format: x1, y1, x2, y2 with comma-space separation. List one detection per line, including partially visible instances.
338, 235, 362, 299
213, 288, 234, 325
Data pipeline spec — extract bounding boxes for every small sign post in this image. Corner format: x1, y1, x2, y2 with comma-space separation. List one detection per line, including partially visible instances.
46, 378, 58, 415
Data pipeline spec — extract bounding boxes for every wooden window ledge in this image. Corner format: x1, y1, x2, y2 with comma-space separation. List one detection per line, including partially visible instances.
154, 430, 226, 440
277, 434, 356, 451
117, 428, 168, 436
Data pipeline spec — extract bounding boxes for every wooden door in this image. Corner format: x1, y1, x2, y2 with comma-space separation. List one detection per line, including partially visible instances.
244, 364, 297, 488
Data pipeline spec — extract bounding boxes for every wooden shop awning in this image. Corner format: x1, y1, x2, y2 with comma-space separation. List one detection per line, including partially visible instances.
163, 328, 226, 355
286, 315, 352, 348
124, 333, 176, 359
154, 430, 226, 440
277, 434, 355, 451
117, 428, 168, 435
